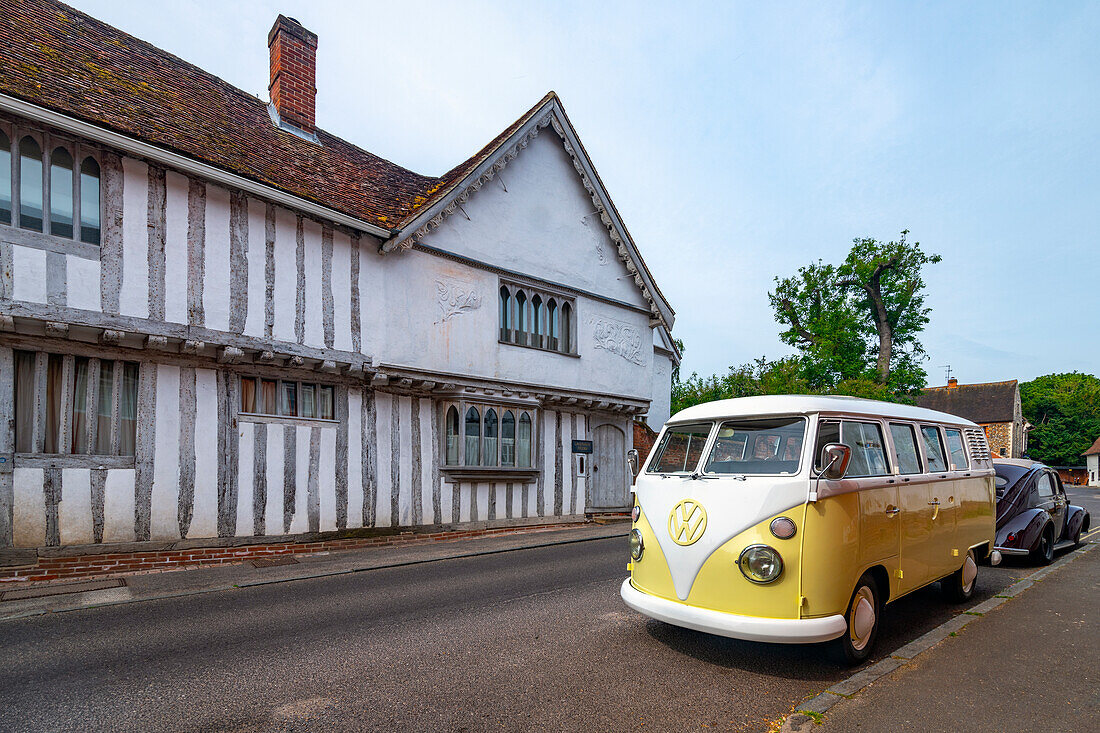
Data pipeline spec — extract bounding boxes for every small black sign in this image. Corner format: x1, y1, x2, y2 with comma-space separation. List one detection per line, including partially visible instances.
571, 440, 593, 454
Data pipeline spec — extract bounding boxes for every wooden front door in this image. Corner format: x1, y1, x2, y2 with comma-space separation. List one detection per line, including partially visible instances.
590, 424, 627, 510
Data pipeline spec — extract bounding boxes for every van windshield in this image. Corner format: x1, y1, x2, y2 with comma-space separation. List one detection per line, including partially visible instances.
704, 417, 806, 475
649, 423, 712, 473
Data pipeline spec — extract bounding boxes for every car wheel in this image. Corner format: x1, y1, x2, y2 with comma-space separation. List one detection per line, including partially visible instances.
1072, 526, 1082, 549
942, 549, 978, 602
834, 572, 880, 666
1032, 525, 1054, 565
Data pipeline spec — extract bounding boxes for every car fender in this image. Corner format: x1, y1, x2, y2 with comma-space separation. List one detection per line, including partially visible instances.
1065, 506, 1090, 539
995, 508, 1051, 551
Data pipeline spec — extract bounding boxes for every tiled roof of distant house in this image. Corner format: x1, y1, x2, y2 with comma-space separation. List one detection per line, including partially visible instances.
915, 380, 1018, 424
1083, 436, 1100, 456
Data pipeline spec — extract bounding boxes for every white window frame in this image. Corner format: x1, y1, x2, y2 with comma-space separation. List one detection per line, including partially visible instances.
498, 278, 577, 356
441, 399, 537, 471
238, 375, 337, 422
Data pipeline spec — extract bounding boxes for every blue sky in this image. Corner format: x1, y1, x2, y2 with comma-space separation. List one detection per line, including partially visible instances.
77, 0, 1100, 386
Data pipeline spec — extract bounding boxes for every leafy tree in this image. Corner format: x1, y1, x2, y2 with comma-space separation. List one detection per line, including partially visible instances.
1020, 373, 1100, 466
770, 231, 940, 392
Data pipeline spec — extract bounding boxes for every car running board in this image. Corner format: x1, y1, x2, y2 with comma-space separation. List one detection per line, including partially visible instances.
1053, 540, 1077, 552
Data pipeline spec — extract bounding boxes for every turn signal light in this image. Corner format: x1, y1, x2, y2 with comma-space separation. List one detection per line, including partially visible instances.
631, 505, 640, 523
770, 516, 797, 540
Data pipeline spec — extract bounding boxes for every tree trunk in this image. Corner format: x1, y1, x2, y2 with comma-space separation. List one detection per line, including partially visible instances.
867, 286, 892, 385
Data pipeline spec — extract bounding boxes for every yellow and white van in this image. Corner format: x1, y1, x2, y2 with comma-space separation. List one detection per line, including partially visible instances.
620, 395, 999, 663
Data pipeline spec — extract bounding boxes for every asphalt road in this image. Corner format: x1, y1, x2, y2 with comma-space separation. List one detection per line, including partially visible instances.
0, 518, 1090, 733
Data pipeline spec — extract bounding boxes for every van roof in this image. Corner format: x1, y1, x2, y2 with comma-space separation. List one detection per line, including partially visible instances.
668, 395, 979, 428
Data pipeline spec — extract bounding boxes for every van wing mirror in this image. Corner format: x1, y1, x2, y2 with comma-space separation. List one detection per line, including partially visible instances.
819, 443, 851, 480
627, 449, 641, 478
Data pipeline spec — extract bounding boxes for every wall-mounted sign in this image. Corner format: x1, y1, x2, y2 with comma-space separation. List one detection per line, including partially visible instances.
571, 440, 593, 454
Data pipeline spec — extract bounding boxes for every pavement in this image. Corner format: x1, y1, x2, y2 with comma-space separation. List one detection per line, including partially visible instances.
788, 541, 1099, 733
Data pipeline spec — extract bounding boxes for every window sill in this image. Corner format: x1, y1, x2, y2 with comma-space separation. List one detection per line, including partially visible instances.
0, 223, 101, 260
238, 412, 338, 426
14, 454, 135, 469
498, 338, 580, 358
440, 466, 540, 483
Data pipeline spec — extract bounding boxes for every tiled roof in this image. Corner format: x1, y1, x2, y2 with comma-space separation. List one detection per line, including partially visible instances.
1083, 436, 1100, 457
0, 0, 543, 230
915, 380, 1019, 424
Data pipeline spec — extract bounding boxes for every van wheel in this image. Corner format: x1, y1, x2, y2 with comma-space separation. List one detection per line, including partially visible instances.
942, 549, 977, 602
1032, 525, 1054, 565
834, 573, 880, 666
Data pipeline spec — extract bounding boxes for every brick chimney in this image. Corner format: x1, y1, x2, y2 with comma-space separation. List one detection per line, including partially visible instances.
947, 377, 958, 389
268, 15, 318, 133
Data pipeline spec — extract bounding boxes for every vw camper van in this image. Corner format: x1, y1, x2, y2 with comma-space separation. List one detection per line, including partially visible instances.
620, 395, 1000, 663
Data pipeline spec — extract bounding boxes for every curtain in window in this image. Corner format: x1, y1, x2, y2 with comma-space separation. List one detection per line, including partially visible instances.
282, 382, 299, 417
260, 379, 277, 414
465, 407, 481, 466
71, 357, 89, 454
501, 411, 515, 467
19, 136, 43, 232
445, 407, 460, 465
50, 147, 74, 238
14, 350, 35, 452
318, 386, 334, 420
483, 408, 498, 466
240, 377, 256, 413
80, 157, 101, 245
95, 361, 114, 455
43, 354, 63, 454
1, 129, 12, 225
117, 363, 139, 456
518, 412, 532, 468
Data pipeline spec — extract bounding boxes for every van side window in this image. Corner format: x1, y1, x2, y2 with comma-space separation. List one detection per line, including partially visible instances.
841, 422, 889, 477
943, 429, 969, 470
889, 423, 923, 474
921, 426, 948, 472
813, 420, 840, 472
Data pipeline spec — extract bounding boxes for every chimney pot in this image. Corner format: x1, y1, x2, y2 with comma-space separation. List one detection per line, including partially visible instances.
948, 378, 958, 389
268, 14, 318, 134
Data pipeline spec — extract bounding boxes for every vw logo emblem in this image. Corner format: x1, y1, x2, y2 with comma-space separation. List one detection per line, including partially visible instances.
668, 499, 707, 546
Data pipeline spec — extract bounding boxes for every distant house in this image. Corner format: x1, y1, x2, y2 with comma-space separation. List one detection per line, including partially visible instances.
1085, 437, 1100, 487
916, 379, 1029, 458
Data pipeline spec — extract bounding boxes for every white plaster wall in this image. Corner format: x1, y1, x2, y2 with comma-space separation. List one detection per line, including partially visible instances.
203, 183, 231, 332
373, 392, 393, 528
189, 368, 219, 538
319, 427, 337, 532
66, 254, 100, 311
418, 132, 648, 308
102, 469, 135, 543
243, 196, 267, 338
347, 389, 364, 529
12, 468, 45, 547
272, 208, 297, 343
236, 423, 254, 537
11, 245, 46, 303
396, 395, 413, 526
119, 157, 149, 318
648, 350, 673, 430
289, 425, 310, 534
302, 219, 324, 349
59, 468, 93, 545
331, 230, 353, 352
357, 244, 385, 357
150, 364, 181, 540
264, 423, 285, 535
379, 252, 652, 400
163, 170, 189, 324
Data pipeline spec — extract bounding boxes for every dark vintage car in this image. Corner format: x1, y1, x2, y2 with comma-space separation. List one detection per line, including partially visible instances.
994, 459, 1091, 564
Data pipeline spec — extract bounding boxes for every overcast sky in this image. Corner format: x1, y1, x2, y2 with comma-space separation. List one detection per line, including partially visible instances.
76, 0, 1100, 386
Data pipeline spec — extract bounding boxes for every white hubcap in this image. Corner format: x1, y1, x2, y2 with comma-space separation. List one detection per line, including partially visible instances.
961, 555, 977, 593
850, 587, 876, 651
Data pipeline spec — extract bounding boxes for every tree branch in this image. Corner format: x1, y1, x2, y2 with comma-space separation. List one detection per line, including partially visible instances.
779, 297, 817, 346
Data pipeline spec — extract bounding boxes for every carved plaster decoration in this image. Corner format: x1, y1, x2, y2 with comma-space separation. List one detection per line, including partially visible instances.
436, 279, 482, 322
587, 315, 646, 366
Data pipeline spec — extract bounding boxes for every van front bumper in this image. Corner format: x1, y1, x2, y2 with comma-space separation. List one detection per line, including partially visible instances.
620, 579, 847, 644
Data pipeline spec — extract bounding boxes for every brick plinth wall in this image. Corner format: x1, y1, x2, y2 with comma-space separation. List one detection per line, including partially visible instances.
0, 522, 585, 587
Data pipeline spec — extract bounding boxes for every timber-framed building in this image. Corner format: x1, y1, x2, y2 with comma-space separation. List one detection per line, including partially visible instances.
0, 1, 678, 555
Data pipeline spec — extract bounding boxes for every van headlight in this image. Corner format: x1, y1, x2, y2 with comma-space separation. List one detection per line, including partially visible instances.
630, 529, 644, 561
738, 544, 782, 583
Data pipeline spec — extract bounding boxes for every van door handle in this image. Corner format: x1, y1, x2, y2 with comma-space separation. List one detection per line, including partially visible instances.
885, 506, 900, 517
928, 499, 940, 506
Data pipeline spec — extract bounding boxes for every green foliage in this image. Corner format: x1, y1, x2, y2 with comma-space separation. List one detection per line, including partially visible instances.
1020, 373, 1100, 466
671, 356, 913, 415
769, 231, 940, 391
